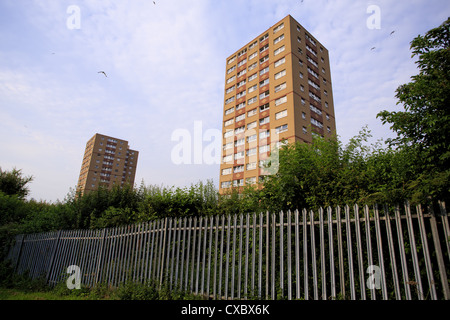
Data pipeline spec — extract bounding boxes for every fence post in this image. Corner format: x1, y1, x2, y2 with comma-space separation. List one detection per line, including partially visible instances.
12, 234, 25, 274
429, 202, 450, 300
94, 229, 107, 285
159, 217, 169, 287
45, 230, 61, 284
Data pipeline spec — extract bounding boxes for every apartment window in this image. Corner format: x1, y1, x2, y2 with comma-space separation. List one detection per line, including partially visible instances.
259, 116, 270, 125
223, 154, 233, 163
305, 33, 317, 46
237, 59, 247, 67
221, 181, 231, 188
248, 73, 258, 82
260, 55, 269, 64
274, 57, 286, 68
275, 109, 288, 120
223, 142, 233, 150
237, 69, 247, 77
227, 65, 236, 74
237, 79, 246, 88
247, 147, 257, 156
274, 45, 285, 56
302, 112, 306, 119
260, 78, 269, 87
297, 36, 302, 43
260, 44, 269, 54
306, 45, 317, 57
248, 62, 257, 71
249, 40, 258, 49
226, 86, 235, 94
227, 75, 236, 84
236, 102, 246, 110
225, 96, 235, 105
276, 124, 288, 133
224, 130, 233, 138
297, 25, 301, 32
259, 33, 269, 42
236, 113, 245, 122
235, 138, 245, 147
234, 151, 245, 160
235, 126, 245, 134
260, 144, 270, 153
300, 72, 304, 79
234, 165, 244, 173
308, 79, 320, 90
275, 82, 286, 93
260, 66, 269, 76
247, 162, 257, 170
233, 179, 244, 187
276, 140, 289, 149
247, 108, 257, 117
306, 55, 318, 68
299, 59, 303, 66
311, 118, 324, 128
300, 85, 305, 92
325, 102, 329, 108
298, 48, 303, 55
323, 78, 327, 85
259, 90, 270, 100
247, 134, 257, 143
274, 34, 284, 45
327, 126, 331, 133
275, 95, 287, 106
228, 56, 236, 64
248, 96, 257, 105
309, 91, 321, 102
248, 84, 257, 93
326, 113, 330, 120
246, 177, 257, 185
273, 22, 284, 33
274, 69, 286, 80
236, 90, 246, 99
324, 90, 328, 96
260, 129, 270, 139
260, 103, 270, 112
222, 168, 232, 175
224, 119, 234, 127
247, 121, 257, 130
310, 104, 322, 116
303, 126, 307, 134
225, 107, 234, 115
238, 48, 247, 57
249, 52, 257, 60
307, 67, 319, 79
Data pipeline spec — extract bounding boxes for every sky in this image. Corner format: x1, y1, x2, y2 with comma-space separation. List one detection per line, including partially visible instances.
0, 0, 449, 203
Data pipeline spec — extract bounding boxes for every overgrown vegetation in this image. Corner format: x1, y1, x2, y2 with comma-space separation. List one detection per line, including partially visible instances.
0, 18, 448, 299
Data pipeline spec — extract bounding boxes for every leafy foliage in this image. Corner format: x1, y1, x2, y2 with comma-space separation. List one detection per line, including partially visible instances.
377, 17, 450, 202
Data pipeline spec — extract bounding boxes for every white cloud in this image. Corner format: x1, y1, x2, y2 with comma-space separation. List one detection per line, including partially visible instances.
1, 0, 449, 201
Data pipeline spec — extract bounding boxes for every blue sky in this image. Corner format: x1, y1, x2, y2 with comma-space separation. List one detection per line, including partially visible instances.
0, 0, 449, 202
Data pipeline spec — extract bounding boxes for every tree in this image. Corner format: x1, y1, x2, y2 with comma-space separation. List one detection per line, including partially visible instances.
377, 18, 450, 171
377, 18, 450, 202
0, 168, 33, 200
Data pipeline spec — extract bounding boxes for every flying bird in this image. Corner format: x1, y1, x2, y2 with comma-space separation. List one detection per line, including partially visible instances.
371, 47, 376, 51
98, 71, 107, 77
153, 1, 156, 4
390, 30, 395, 35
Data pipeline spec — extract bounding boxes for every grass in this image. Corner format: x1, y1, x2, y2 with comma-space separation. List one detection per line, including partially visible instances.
0, 287, 91, 300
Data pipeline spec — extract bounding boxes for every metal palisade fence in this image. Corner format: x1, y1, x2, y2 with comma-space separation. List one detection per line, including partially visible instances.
5, 201, 450, 300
